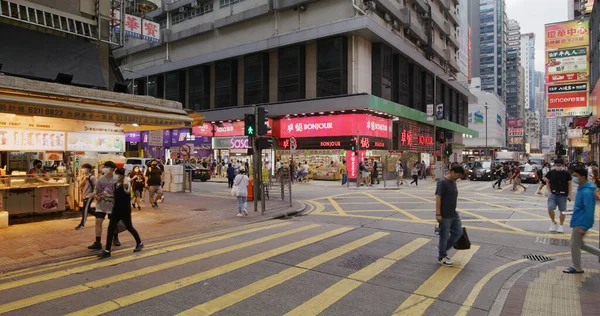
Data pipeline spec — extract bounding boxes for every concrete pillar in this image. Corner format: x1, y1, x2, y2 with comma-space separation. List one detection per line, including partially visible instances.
269, 50, 278, 102
348, 36, 372, 94
210, 63, 215, 109
238, 57, 244, 106
305, 41, 317, 99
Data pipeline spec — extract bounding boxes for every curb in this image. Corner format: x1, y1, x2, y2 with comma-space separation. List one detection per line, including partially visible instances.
269, 201, 308, 220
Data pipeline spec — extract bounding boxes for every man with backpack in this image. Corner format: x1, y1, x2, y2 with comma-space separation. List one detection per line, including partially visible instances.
544, 159, 572, 233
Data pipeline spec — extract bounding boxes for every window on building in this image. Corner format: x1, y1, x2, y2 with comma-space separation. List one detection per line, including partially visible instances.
214, 59, 238, 108
189, 65, 210, 110
220, 0, 244, 8
172, 2, 214, 26
165, 71, 186, 104
372, 43, 393, 101
410, 64, 423, 112
147, 75, 164, 98
317, 36, 348, 97
244, 53, 269, 105
278, 45, 305, 101
425, 73, 434, 105
396, 55, 409, 106
134, 78, 146, 96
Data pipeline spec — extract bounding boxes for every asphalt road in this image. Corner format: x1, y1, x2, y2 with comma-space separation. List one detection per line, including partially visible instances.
0, 178, 598, 315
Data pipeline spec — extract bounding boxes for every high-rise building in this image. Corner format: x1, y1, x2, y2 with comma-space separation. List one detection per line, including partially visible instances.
458, 0, 470, 82
468, 0, 481, 78
506, 19, 521, 120
520, 33, 535, 111
569, 0, 594, 20
477, 0, 507, 101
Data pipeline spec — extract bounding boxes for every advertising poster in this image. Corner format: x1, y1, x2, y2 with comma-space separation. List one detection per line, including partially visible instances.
546, 83, 590, 117
40, 187, 59, 211
507, 118, 523, 128
67, 133, 125, 152
148, 130, 163, 147
546, 48, 588, 83
545, 20, 589, 50
0, 128, 65, 151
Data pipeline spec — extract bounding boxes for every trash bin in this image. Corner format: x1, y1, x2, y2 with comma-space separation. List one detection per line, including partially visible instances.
247, 179, 254, 201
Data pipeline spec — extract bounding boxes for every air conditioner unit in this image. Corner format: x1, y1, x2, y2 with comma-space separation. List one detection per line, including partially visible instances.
385, 13, 392, 22
393, 20, 400, 29
191, 0, 200, 8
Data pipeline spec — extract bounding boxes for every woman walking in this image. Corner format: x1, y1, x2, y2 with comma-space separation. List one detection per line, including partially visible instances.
129, 166, 145, 210
227, 163, 236, 188
232, 169, 249, 217
396, 161, 405, 186
98, 168, 143, 258
410, 162, 419, 186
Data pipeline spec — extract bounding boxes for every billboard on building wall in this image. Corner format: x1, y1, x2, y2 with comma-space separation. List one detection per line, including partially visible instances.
507, 118, 523, 128
585, 0, 595, 14
546, 47, 588, 83
545, 20, 590, 118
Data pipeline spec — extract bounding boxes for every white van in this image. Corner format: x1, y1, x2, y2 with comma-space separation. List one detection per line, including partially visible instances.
124, 158, 154, 175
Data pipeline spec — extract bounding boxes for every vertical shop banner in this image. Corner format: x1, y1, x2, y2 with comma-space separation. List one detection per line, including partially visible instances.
148, 130, 163, 147
162, 129, 171, 147
546, 48, 588, 83
345, 150, 367, 180
40, 187, 59, 211
546, 83, 590, 117
545, 20, 589, 50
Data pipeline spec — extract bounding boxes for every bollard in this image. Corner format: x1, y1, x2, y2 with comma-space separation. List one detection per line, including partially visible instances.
247, 179, 254, 201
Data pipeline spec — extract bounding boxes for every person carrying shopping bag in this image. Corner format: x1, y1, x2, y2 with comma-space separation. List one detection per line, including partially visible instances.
232, 169, 249, 217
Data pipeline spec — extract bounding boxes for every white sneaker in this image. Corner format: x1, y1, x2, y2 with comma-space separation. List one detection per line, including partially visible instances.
557, 225, 564, 233
438, 257, 454, 267
549, 223, 558, 232
243, 209, 249, 216
236, 213, 244, 217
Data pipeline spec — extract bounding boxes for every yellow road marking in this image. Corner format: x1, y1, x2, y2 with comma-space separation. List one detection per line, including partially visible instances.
392, 246, 480, 315
460, 196, 548, 220
0, 224, 320, 314
0, 222, 291, 292
457, 209, 525, 232
363, 192, 422, 221
344, 210, 397, 213
0, 221, 277, 281
328, 197, 348, 216
460, 184, 479, 191
66, 227, 356, 316
177, 232, 390, 316
284, 238, 430, 316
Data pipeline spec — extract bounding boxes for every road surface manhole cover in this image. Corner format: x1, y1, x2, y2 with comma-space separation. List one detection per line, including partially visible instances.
339, 254, 378, 270
190, 208, 208, 212
523, 254, 553, 262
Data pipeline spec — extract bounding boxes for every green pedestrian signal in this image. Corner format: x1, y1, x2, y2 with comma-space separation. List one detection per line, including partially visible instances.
244, 114, 256, 136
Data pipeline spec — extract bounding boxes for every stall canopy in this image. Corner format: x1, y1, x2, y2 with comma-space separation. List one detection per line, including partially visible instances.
0, 75, 193, 127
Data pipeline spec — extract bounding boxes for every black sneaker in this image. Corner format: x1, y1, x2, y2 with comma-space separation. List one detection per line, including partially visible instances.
97, 250, 111, 259
153, 202, 159, 208
75, 224, 84, 231
113, 238, 121, 247
134, 243, 144, 252
87, 242, 102, 250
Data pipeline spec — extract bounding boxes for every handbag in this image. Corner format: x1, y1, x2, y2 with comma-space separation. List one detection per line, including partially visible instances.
114, 220, 127, 234
453, 227, 471, 250
231, 177, 242, 197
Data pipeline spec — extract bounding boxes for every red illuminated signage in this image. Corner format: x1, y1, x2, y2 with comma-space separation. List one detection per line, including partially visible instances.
276, 114, 392, 139
400, 129, 433, 146
346, 150, 367, 179
320, 141, 341, 147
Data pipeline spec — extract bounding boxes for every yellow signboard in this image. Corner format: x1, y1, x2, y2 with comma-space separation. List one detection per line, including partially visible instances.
0, 102, 187, 127
545, 20, 589, 51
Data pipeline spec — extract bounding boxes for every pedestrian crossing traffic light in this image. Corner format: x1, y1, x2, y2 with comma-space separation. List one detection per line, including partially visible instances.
350, 137, 358, 154
257, 107, 271, 136
444, 144, 453, 156
244, 114, 256, 136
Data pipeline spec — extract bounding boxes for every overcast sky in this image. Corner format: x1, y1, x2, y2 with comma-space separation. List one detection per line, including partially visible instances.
505, 0, 569, 72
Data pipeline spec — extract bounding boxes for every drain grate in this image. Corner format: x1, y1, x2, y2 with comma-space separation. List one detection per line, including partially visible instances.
339, 254, 379, 270
523, 254, 554, 262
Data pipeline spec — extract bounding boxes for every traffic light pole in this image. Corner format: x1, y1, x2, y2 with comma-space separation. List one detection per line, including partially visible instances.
356, 131, 360, 188
253, 106, 259, 213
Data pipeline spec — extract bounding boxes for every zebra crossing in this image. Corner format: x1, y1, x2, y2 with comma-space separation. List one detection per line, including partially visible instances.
0, 220, 508, 316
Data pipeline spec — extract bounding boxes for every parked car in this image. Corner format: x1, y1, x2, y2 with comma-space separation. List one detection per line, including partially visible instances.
470, 161, 495, 181
180, 163, 210, 182
519, 164, 540, 184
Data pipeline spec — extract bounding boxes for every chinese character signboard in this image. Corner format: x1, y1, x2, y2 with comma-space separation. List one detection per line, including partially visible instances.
112, 10, 160, 43
274, 114, 392, 139
570, 136, 589, 147
545, 20, 590, 117
546, 83, 590, 117
546, 47, 588, 83
508, 129, 524, 137
507, 118, 523, 128
142, 19, 160, 43
124, 14, 142, 39
396, 121, 434, 152
545, 20, 589, 50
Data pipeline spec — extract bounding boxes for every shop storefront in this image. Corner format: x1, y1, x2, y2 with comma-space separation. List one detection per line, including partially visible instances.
272, 113, 393, 181
0, 75, 191, 217
391, 119, 435, 175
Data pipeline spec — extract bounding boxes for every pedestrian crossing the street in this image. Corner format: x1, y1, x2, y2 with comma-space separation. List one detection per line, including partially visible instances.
0, 221, 492, 316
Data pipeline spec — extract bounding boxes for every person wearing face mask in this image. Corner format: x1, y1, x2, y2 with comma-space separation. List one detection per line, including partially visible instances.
98, 168, 143, 258
88, 161, 120, 250
562, 167, 600, 273
145, 160, 164, 208
435, 165, 466, 267
129, 166, 145, 210
75, 164, 97, 230
29, 159, 47, 175
544, 159, 572, 233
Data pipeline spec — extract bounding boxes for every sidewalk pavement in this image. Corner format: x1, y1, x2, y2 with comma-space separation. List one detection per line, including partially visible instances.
496, 256, 600, 316
0, 189, 304, 273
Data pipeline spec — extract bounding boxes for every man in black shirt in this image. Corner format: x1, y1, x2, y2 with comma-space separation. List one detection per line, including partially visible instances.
544, 159, 572, 233
435, 165, 465, 267
145, 160, 164, 208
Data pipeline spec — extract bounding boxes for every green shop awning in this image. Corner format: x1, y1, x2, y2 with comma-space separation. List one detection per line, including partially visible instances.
368, 95, 479, 137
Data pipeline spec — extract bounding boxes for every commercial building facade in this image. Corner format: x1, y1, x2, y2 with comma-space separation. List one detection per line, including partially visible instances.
520, 33, 535, 111
506, 19, 521, 120
116, 0, 478, 169
477, 0, 507, 101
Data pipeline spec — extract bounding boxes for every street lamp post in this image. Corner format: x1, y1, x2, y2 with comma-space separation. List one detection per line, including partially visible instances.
484, 103, 488, 160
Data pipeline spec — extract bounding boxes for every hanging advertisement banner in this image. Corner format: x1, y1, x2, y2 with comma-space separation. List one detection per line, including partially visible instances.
545, 20, 589, 50
546, 47, 588, 83
567, 128, 583, 139
507, 118, 523, 128
124, 14, 142, 39
570, 136, 589, 147
142, 19, 160, 43
546, 83, 590, 117
508, 128, 524, 137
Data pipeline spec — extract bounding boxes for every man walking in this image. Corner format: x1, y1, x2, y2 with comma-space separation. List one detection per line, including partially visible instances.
563, 167, 600, 273
75, 163, 97, 230
512, 165, 527, 192
88, 161, 119, 250
544, 159, 572, 233
492, 163, 504, 189
435, 165, 465, 267
340, 161, 348, 186
145, 159, 164, 208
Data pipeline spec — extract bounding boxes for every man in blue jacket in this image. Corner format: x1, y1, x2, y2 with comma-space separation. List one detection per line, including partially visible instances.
563, 167, 600, 274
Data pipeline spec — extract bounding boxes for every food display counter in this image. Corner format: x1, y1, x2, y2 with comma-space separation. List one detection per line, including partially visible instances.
0, 174, 68, 215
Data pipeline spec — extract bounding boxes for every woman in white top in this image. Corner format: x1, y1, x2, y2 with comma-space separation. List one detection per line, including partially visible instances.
396, 161, 405, 186
233, 169, 250, 217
